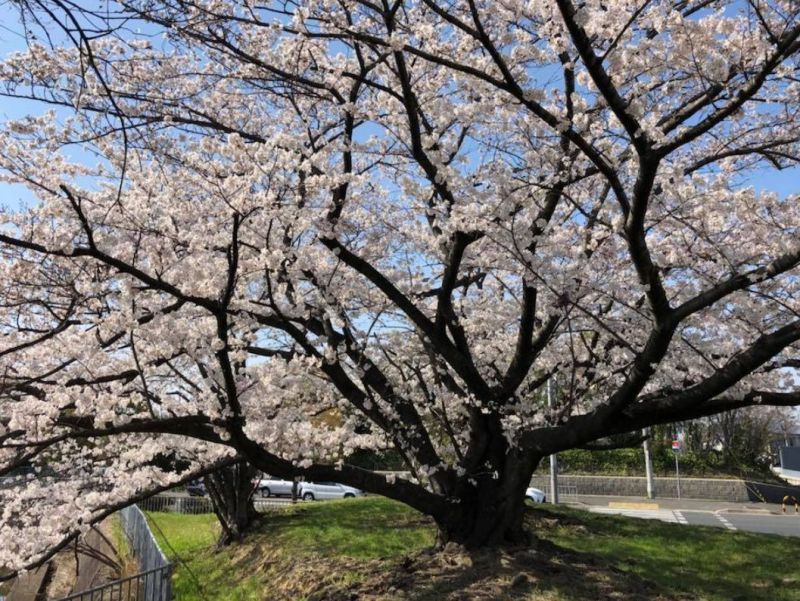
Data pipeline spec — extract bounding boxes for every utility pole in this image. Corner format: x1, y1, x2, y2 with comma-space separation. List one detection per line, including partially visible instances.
673, 427, 684, 499
548, 378, 559, 504
643, 429, 655, 499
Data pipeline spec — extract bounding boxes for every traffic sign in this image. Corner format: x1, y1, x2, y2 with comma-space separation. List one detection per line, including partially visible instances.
671, 440, 682, 452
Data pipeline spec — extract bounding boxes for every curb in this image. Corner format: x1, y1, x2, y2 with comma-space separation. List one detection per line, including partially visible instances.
717, 507, 779, 515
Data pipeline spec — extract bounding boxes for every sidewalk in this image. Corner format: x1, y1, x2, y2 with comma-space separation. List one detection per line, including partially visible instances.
565, 494, 785, 514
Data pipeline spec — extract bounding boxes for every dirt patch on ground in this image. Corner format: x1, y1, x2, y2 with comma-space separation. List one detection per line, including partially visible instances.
315, 544, 692, 601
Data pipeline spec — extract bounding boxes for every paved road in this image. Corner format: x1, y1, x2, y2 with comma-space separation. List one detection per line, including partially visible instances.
173, 489, 800, 536
588, 505, 800, 537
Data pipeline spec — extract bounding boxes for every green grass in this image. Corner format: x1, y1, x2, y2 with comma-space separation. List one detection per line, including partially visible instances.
535, 505, 799, 601
140, 499, 800, 600
259, 496, 435, 559
145, 497, 434, 600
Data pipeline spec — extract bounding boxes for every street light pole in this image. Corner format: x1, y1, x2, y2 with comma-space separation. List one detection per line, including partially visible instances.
548, 378, 559, 504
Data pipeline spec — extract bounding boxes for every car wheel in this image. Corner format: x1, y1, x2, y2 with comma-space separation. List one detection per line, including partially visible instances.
261, 487, 271, 498
344, 493, 355, 498
303, 492, 315, 501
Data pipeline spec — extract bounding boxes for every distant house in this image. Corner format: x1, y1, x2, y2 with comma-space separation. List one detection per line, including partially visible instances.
771, 429, 800, 484
784, 430, 800, 447
769, 428, 800, 455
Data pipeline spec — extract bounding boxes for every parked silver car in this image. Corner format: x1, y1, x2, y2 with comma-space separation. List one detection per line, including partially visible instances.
257, 477, 295, 498
298, 481, 364, 500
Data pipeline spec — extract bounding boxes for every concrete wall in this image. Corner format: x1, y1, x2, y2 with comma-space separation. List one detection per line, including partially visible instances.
529, 474, 751, 501
377, 469, 800, 503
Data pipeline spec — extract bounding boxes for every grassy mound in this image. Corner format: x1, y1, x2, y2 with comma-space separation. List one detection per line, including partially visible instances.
144, 498, 799, 601
146, 497, 434, 600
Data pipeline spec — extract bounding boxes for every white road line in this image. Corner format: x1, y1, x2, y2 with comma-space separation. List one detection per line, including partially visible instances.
716, 513, 737, 531
673, 510, 688, 524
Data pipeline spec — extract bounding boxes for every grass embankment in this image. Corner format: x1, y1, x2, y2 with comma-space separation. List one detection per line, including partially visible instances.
146, 498, 434, 600
145, 498, 799, 601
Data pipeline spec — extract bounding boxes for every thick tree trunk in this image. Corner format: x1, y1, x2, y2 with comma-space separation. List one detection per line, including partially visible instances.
203, 460, 259, 546
435, 450, 541, 548
435, 489, 529, 548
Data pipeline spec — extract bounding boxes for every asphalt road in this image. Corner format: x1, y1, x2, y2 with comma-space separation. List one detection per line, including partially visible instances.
588, 505, 800, 537
692, 511, 800, 537
173, 490, 800, 537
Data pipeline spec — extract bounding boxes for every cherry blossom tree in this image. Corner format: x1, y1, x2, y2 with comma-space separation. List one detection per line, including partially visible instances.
1, 0, 799, 558
0, 436, 237, 575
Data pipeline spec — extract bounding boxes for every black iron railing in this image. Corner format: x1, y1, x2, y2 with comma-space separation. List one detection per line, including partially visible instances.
55, 565, 171, 601
54, 505, 172, 601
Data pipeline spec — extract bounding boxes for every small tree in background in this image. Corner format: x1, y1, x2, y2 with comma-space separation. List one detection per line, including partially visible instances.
204, 461, 260, 546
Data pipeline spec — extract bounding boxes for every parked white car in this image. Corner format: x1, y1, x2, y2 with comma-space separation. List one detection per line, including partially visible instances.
525, 487, 546, 503
298, 481, 364, 500
257, 477, 295, 498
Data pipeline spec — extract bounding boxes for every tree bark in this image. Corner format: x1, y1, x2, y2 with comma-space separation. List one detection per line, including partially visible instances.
435, 450, 541, 548
203, 460, 259, 546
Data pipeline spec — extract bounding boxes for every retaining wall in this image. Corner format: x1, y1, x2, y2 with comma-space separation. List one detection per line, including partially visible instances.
529, 474, 800, 502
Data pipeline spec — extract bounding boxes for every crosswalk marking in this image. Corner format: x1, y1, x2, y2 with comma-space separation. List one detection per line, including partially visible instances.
716, 513, 737, 531
589, 506, 747, 533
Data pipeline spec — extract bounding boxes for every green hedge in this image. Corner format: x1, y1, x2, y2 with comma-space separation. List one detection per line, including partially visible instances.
554, 447, 777, 480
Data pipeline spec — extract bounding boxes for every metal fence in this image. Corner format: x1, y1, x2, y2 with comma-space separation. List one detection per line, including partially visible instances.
54, 505, 172, 601
543, 484, 579, 500
54, 566, 171, 601
137, 495, 213, 515
119, 506, 171, 577
138, 494, 289, 514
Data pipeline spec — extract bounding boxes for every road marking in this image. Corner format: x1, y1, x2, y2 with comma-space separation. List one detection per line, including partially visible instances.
715, 513, 737, 531
673, 510, 688, 524
608, 501, 659, 510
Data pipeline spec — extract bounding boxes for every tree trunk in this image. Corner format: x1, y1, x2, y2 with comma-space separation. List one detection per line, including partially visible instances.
435, 450, 541, 548
203, 460, 259, 546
